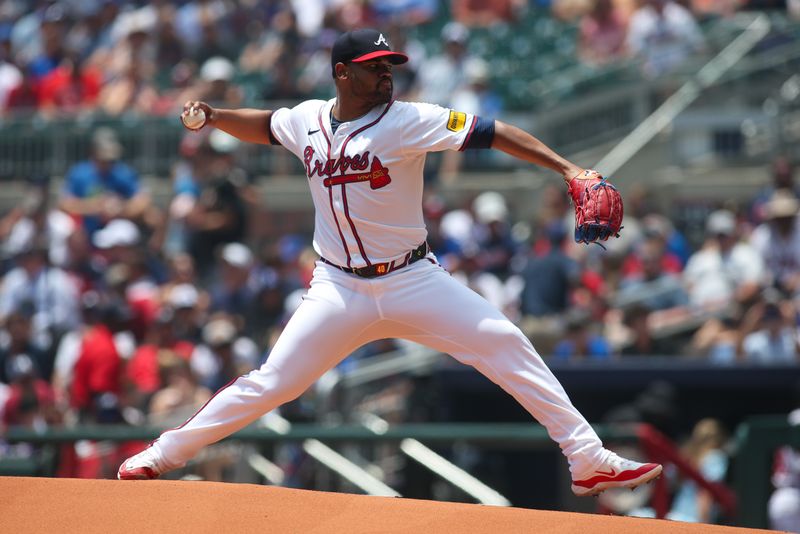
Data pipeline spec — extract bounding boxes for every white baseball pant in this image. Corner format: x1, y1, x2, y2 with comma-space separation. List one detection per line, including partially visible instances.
154, 256, 607, 478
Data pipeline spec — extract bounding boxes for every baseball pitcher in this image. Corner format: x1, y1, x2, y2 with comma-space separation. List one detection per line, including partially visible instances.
119, 29, 655, 497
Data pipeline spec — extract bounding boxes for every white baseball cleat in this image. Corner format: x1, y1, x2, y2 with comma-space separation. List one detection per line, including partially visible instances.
571, 452, 663, 497
117, 445, 166, 480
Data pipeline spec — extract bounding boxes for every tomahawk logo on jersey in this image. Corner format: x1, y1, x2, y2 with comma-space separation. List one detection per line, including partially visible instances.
269, 99, 477, 268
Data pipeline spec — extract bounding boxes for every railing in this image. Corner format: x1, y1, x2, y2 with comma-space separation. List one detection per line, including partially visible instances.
6, 417, 799, 528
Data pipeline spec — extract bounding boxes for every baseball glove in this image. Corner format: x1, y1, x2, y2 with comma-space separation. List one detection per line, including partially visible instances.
567, 170, 624, 247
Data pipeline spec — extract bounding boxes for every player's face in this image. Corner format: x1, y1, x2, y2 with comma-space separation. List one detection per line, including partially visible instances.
347, 58, 394, 104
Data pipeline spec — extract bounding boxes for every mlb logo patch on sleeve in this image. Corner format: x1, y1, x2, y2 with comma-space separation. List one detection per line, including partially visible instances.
447, 110, 467, 132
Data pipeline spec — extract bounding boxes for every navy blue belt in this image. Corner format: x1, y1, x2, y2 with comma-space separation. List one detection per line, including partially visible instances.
321, 242, 429, 278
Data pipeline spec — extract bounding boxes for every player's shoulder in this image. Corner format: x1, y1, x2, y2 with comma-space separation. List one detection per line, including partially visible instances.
391, 100, 447, 115
286, 98, 331, 115
389, 100, 451, 124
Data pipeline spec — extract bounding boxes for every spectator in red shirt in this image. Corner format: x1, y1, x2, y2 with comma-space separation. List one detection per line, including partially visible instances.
5, 70, 39, 114
38, 53, 102, 117
2, 353, 60, 428
126, 308, 194, 411
70, 302, 122, 423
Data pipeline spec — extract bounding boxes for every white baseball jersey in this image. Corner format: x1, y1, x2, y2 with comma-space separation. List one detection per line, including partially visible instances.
270, 98, 477, 268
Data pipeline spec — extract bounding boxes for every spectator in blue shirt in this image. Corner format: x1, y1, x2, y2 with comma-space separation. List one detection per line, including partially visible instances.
553, 310, 613, 360
59, 128, 151, 236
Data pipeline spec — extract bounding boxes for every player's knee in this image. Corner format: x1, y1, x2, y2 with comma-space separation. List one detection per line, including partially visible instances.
245, 364, 310, 405
479, 319, 527, 347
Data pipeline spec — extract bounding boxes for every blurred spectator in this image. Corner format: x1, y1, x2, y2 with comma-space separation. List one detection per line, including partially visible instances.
184, 131, 250, 280
618, 303, 670, 355
152, 6, 186, 78
451, 0, 525, 26
445, 58, 502, 177
626, 0, 705, 78
174, 0, 231, 54
740, 297, 799, 364
97, 56, 160, 116
126, 308, 194, 411
165, 282, 204, 343
190, 56, 243, 107
27, 3, 68, 79
688, 312, 742, 363
70, 297, 123, 423
471, 192, 518, 278
239, 8, 300, 76
750, 189, 800, 295
0, 29, 23, 113
642, 213, 692, 268
617, 235, 689, 311
63, 0, 115, 62
553, 309, 613, 359
519, 222, 579, 317
683, 209, 765, 309
751, 156, 798, 225
1, 175, 76, 269
416, 22, 483, 107
371, 0, 439, 25
95, 9, 157, 84
297, 29, 339, 100
10, 0, 49, 68
669, 418, 730, 523
1, 353, 60, 429
209, 242, 259, 320
631, 418, 730, 523
148, 353, 211, 426
190, 314, 259, 392
38, 51, 102, 117
0, 309, 52, 384
385, 25, 425, 100
769, 408, 800, 533
0, 238, 79, 348
5, 69, 40, 114
424, 195, 464, 272
518, 222, 580, 354
51, 290, 134, 411
578, 0, 628, 66
59, 128, 151, 236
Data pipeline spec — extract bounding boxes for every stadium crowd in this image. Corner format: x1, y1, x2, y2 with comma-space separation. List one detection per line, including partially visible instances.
1, 0, 796, 119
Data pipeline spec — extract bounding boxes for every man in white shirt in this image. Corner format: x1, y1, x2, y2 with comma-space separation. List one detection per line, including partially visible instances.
626, 0, 705, 77
683, 209, 765, 309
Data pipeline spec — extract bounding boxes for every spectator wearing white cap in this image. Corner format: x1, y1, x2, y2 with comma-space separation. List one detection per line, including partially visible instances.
683, 210, 765, 309
415, 22, 485, 108
190, 314, 258, 392
181, 55, 242, 108
471, 192, 519, 279
165, 282, 204, 344
209, 243, 260, 324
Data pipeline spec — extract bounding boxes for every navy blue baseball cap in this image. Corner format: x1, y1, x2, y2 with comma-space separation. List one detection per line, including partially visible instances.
331, 29, 408, 73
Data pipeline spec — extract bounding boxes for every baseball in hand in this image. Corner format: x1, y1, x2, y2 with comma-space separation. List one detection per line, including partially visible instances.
182, 108, 206, 130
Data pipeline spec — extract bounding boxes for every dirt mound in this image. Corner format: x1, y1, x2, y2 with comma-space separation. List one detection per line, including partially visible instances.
1, 476, 769, 533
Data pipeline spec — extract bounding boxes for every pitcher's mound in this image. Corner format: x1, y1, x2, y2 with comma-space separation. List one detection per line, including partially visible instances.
1, 476, 769, 533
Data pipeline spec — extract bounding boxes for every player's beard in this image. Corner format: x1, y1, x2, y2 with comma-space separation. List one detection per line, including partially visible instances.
375, 78, 393, 103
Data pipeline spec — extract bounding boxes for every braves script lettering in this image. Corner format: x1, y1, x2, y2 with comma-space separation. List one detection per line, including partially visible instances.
303, 146, 391, 190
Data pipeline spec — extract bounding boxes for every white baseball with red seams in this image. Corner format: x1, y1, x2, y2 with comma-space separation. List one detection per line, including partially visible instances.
146, 97, 615, 483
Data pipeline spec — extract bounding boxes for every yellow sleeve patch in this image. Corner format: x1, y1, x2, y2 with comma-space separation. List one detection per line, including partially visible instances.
446, 110, 467, 132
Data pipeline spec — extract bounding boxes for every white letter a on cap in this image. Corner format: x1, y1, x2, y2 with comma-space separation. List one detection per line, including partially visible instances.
374, 34, 388, 46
